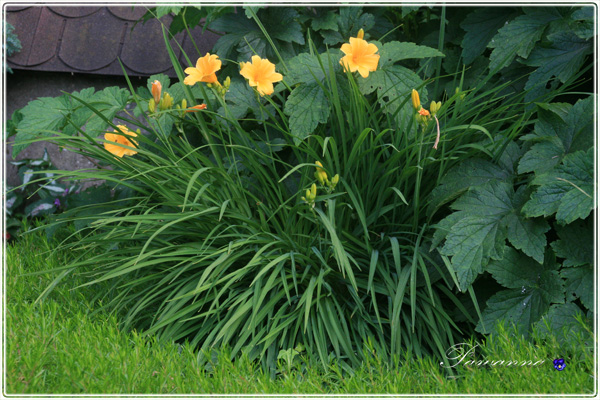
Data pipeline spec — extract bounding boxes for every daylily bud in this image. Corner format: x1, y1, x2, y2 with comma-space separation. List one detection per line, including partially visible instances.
223, 76, 231, 91
151, 80, 162, 104
331, 174, 339, 187
430, 101, 442, 115
185, 104, 207, 114
310, 183, 317, 199
315, 161, 327, 184
159, 92, 173, 110
182, 99, 187, 110
411, 89, 420, 110
148, 98, 155, 113
357, 28, 364, 40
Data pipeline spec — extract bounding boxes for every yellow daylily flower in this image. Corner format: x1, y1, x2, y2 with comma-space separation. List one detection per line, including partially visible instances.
104, 125, 138, 158
239, 55, 283, 96
340, 28, 380, 78
184, 53, 221, 86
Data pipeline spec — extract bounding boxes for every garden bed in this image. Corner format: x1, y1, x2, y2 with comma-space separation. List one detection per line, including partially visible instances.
5, 5, 596, 396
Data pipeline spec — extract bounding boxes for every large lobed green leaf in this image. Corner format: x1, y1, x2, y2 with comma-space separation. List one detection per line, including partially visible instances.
550, 218, 593, 268
561, 266, 593, 311
477, 247, 564, 335
358, 65, 425, 128
523, 30, 592, 102
428, 158, 511, 215
13, 96, 71, 156
438, 180, 551, 290
284, 83, 330, 145
488, 7, 562, 71
518, 97, 593, 175
534, 302, 589, 343
523, 148, 594, 225
460, 7, 519, 65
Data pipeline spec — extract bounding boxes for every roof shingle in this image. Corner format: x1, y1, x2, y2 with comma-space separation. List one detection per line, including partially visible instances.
6, 5, 221, 78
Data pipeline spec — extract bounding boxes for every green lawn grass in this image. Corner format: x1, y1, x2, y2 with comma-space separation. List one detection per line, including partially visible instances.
4, 224, 596, 395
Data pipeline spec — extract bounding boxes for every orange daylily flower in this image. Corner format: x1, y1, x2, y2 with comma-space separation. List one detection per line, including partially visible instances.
104, 125, 138, 158
340, 29, 380, 78
239, 55, 283, 96
185, 104, 207, 113
184, 53, 221, 86
418, 108, 430, 117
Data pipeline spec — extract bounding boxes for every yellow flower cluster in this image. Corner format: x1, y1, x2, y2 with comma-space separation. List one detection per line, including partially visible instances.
411, 89, 442, 122
412, 89, 443, 150
183, 52, 282, 97
182, 28, 381, 99
302, 161, 340, 207
314, 161, 339, 193
301, 183, 318, 208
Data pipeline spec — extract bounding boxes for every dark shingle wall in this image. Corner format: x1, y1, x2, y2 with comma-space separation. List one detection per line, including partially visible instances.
6, 6, 221, 77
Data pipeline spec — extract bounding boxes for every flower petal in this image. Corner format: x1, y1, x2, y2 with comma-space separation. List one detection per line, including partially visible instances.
340, 43, 353, 55
257, 81, 274, 96
357, 66, 370, 78
366, 43, 379, 55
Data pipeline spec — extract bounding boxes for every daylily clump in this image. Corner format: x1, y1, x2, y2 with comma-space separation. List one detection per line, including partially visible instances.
104, 125, 138, 158
239, 55, 283, 96
184, 53, 221, 86
340, 29, 380, 78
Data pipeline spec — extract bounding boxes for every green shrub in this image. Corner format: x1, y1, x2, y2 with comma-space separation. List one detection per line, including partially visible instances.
430, 96, 594, 337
